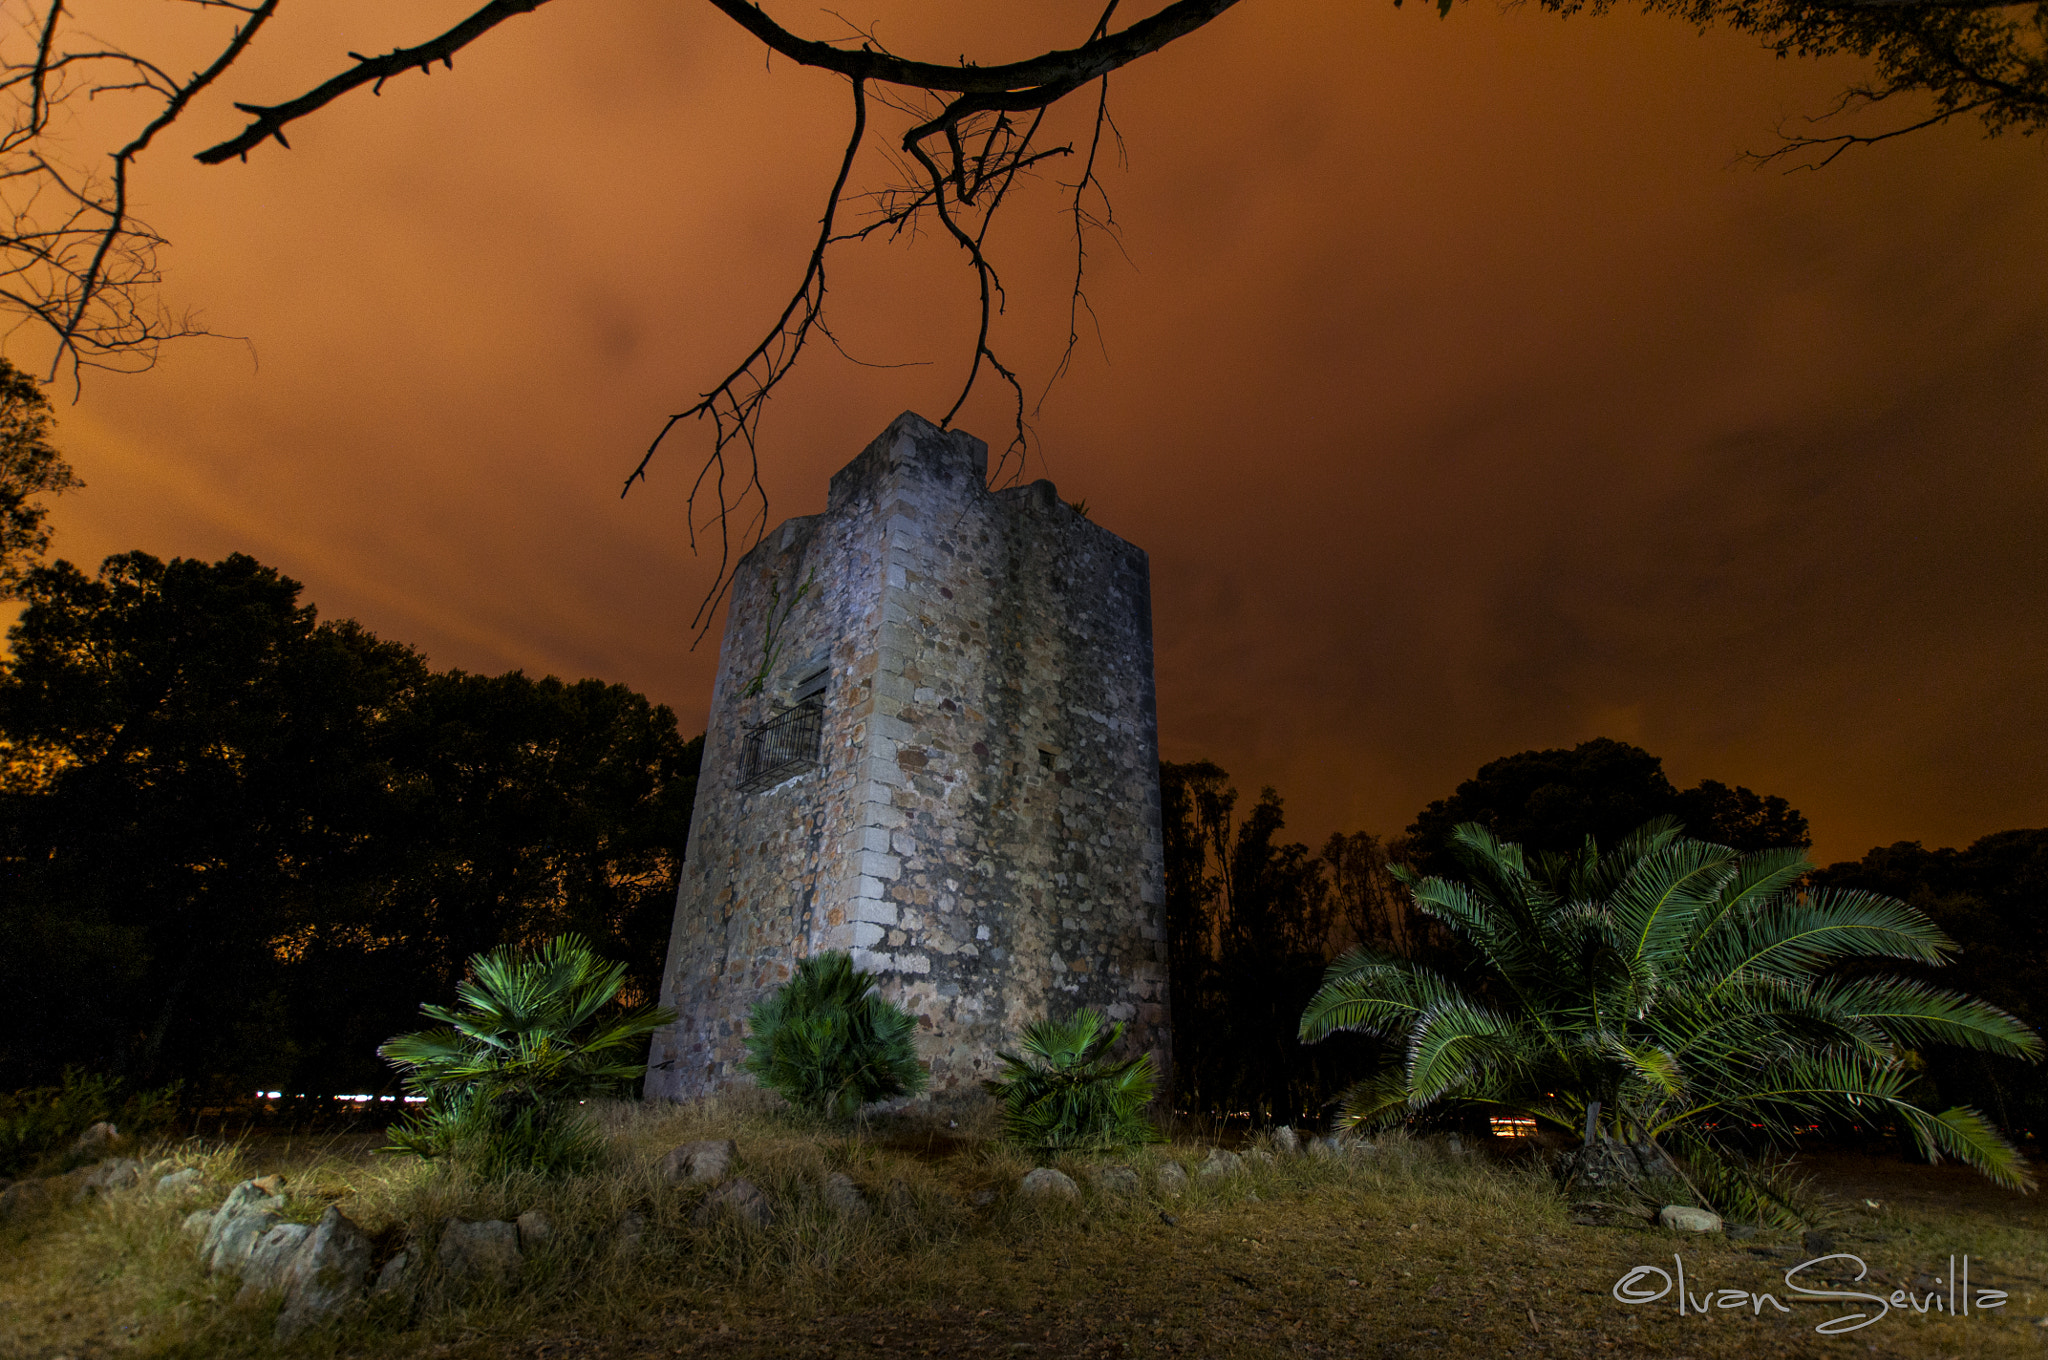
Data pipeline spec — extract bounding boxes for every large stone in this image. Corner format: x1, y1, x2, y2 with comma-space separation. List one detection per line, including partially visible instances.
235, 1222, 314, 1301
1657, 1205, 1724, 1233
208, 1208, 281, 1275
274, 1205, 374, 1341
1197, 1149, 1243, 1179
436, 1217, 521, 1290
200, 1180, 288, 1265
823, 1172, 869, 1220
1018, 1168, 1080, 1201
1155, 1162, 1188, 1197
1085, 1164, 1141, 1196
693, 1177, 773, 1229
658, 1139, 737, 1184
1271, 1127, 1302, 1156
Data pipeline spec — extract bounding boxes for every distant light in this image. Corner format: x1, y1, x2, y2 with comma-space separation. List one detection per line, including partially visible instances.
403, 1095, 427, 1103
1489, 1116, 1537, 1139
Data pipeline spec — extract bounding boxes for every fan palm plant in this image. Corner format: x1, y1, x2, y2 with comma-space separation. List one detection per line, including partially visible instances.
379, 934, 674, 1178
985, 1009, 1159, 1151
742, 951, 927, 1119
1299, 820, 2041, 1217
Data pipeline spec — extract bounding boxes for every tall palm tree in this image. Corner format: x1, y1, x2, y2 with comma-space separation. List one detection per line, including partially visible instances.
1299, 820, 2041, 1209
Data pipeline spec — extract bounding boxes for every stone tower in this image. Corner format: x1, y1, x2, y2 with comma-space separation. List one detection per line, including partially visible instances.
644, 411, 1169, 1103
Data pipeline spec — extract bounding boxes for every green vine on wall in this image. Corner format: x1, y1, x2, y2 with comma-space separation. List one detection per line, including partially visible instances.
742, 567, 817, 699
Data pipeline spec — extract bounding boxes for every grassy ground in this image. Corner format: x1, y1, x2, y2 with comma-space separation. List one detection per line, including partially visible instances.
2, 1101, 2042, 1360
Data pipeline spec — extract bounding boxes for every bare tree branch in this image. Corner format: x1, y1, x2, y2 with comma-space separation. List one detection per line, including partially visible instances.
619, 74, 872, 637
1, 0, 276, 385
195, 0, 558, 165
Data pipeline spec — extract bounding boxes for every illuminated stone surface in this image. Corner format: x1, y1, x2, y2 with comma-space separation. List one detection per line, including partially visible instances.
644, 411, 1169, 1104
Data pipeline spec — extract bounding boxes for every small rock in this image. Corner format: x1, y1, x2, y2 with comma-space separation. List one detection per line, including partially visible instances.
1245, 1148, 1276, 1166
1308, 1137, 1339, 1161
515, 1209, 553, 1249
658, 1138, 737, 1184
1085, 1164, 1140, 1196
1018, 1168, 1080, 1201
275, 1206, 373, 1341
823, 1172, 869, 1220
234, 1222, 313, 1302
369, 1250, 412, 1301
694, 1177, 773, 1228
180, 1208, 215, 1239
1657, 1205, 1724, 1233
437, 1217, 521, 1290
78, 1157, 144, 1197
1446, 1134, 1464, 1156
1156, 1162, 1188, 1197
0, 1178, 52, 1222
967, 1188, 997, 1209
1158, 1210, 1178, 1226
1198, 1149, 1243, 1179
1570, 1200, 1655, 1228
155, 1167, 204, 1197
1271, 1127, 1302, 1156
69, 1121, 120, 1156
1724, 1223, 1758, 1241
614, 1211, 647, 1259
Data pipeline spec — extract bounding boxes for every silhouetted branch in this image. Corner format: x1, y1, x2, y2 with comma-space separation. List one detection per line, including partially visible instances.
620, 75, 871, 638
1, 0, 275, 385
195, 0, 557, 165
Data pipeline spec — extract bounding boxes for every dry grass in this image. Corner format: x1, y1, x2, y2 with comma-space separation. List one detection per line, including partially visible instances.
3, 1103, 2044, 1360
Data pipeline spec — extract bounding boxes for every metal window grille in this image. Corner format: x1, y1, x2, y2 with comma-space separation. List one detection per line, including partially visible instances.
739, 698, 824, 791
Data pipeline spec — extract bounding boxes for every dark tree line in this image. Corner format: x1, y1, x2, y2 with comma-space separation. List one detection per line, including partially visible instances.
1161, 760, 1405, 1123
1405, 737, 1810, 878
0, 550, 699, 1099
1814, 832, 2048, 1135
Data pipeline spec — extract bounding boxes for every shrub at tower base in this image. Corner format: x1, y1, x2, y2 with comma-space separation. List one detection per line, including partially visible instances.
742, 951, 928, 1121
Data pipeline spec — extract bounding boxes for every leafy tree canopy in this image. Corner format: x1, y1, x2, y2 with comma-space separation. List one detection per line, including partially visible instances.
0, 550, 699, 1097
1406, 737, 1808, 878
0, 357, 80, 597
1814, 829, 2048, 1130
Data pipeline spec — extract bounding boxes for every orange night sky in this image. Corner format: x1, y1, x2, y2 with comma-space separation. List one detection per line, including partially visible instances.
13, 0, 2048, 865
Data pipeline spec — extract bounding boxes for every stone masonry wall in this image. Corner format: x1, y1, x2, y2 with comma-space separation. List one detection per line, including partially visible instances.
644, 411, 1168, 1103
